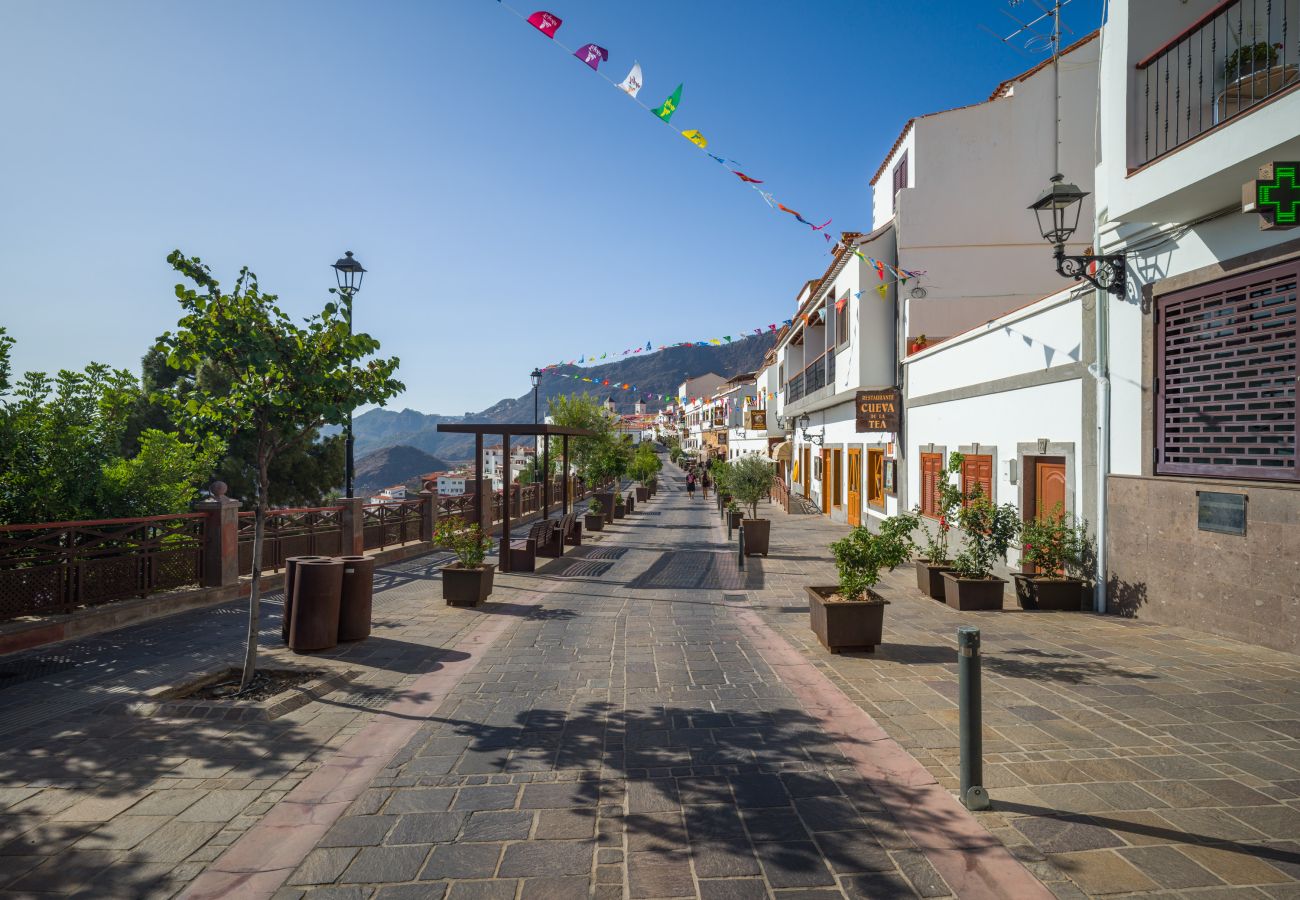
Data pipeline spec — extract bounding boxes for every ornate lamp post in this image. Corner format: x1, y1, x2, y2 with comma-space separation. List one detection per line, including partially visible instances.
797, 414, 824, 446
332, 250, 366, 498
1028, 175, 1126, 296
530, 367, 543, 484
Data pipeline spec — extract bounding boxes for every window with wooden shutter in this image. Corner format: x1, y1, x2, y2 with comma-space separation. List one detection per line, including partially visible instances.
919, 452, 942, 517
1157, 260, 1297, 481
835, 293, 849, 347
891, 151, 908, 212
866, 448, 885, 508
960, 454, 993, 506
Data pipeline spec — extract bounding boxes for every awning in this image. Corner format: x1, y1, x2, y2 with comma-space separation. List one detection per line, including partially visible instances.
771, 440, 792, 462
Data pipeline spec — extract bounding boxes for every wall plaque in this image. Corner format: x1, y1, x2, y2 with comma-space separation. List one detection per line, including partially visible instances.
1197, 491, 1247, 536
855, 388, 901, 433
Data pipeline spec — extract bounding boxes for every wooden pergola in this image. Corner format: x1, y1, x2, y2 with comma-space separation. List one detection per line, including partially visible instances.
436, 423, 595, 572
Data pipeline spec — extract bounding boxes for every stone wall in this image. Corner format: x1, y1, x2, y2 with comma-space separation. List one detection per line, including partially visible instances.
1106, 474, 1300, 655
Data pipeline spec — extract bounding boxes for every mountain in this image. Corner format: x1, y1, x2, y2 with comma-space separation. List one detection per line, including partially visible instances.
354, 445, 451, 495
352, 333, 773, 462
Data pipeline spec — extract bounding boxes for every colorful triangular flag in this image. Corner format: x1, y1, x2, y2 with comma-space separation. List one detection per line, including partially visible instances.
617, 61, 642, 95
681, 129, 707, 148
526, 10, 562, 37
652, 84, 682, 122
573, 43, 608, 71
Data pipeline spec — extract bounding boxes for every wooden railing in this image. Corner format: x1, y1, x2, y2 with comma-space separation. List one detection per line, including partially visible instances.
237, 506, 345, 575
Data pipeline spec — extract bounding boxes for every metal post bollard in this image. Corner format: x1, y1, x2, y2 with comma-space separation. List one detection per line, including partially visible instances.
737, 524, 745, 570
727, 513, 733, 541
958, 626, 991, 810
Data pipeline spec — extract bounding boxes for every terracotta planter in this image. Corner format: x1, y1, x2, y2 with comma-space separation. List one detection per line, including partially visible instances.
741, 518, 770, 556
1015, 574, 1085, 611
728, 510, 743, 529
584, 513, 605, 533
807, 585, 887, 653
441, 563, 495, 607
914, 559, 954, 600
635, 486, 649, 502
941, 573, 1007, 611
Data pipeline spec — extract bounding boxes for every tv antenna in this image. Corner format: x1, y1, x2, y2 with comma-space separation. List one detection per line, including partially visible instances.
979, 0, 1073, 57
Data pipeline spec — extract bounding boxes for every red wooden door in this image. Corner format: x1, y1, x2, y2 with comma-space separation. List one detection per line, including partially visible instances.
1035, 461, 1067, 521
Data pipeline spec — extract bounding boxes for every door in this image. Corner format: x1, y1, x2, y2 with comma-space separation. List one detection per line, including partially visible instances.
866, 448, 884, 508
821, 450, 832, 514
1034, 460, 1067, 520
847, 449, 862, 526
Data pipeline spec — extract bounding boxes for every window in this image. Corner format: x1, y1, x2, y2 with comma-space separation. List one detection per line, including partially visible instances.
1157, 260, 1297, 481
835, 293, 849, 347
891, 151, 908, 212
961, 454, 993, 506
866, 448, 885, 508
919, 452, 943, 517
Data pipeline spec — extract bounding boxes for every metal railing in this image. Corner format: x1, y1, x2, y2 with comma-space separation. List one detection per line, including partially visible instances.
0, 514, 206, 622
786, 353, 830, 404
1135, 0, 1300, 165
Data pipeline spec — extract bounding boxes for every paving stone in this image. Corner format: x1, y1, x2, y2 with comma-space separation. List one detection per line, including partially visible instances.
1116, 845, 1224, 889
1179, 844, 1293, 885
459, 811, 531, 842
1049, 849, 1159, 894
420, 842, 504, 880
445, 881, 518, 900
696, 879, 769, 900
691, 839, 762, 877
1011, 815, 1125, 853
132, 819, 224, 862
497, 840, 594, 877
318, 815, 399, 847
452, 785, 520, 812
813, 831, 893, 874
289, 847, 361, 885
339, 845, 429, 883
375, 884, 447, 899
175, 789, 261, 823
753, 841, 836, 887
387, 812, 466, 845
519, 875, 591, 899
628, 849, 694, 898
386, 789, 457, 814
535, 808, 597, 840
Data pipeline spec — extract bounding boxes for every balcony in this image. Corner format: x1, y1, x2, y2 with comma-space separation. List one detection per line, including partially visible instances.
1135, 0, 1299, 167
784, 352, 835, 408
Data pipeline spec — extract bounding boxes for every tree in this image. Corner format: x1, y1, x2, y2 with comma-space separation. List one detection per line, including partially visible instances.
157, 251, 402, 691
547, 393, 616, 481
100, 429, 224, 518
629, 442, 662, 483
727, 455, 776, 519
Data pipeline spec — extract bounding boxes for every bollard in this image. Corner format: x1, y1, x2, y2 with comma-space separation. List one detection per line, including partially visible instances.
727, 513, 733, 541
958, 626, 991, 810
737, 524, 745, 570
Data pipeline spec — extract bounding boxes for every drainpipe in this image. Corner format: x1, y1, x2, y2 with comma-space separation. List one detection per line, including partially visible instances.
1092, 282, 1110, 615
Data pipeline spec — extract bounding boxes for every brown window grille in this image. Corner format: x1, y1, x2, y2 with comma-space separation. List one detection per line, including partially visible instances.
1156, 259, 1298, 481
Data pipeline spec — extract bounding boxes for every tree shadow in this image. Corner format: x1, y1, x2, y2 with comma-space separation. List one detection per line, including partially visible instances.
984, 646, 1158, 684
1107, 576, 1149, 618
625, 551, 764, 591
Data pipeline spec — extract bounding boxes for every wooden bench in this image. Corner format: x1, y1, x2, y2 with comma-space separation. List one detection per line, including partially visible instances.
558, 513, 582, 547
535, 517, 565, 559
506, 520, 552, 572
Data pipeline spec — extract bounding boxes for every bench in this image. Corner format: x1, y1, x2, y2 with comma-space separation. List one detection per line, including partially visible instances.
558, 512, 582, 547
506, 520, 553, 572
535, 517, 565, 559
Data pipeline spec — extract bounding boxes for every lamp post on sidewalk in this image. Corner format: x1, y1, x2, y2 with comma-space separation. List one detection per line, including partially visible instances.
332, 251, 366, 499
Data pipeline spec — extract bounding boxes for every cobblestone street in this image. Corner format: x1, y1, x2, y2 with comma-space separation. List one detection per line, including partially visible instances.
1, 463, 1298, 898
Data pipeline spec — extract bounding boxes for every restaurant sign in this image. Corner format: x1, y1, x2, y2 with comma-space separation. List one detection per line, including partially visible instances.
745, 410, 767, 431
855, 388, 901, 433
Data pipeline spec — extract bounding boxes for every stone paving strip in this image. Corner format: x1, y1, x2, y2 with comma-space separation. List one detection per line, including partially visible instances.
743, 503, 1300, 897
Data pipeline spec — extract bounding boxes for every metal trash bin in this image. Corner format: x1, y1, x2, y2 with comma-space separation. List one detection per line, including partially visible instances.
282, 555, 326, 643
288, 558, 343, 652
337, 555, 375, 641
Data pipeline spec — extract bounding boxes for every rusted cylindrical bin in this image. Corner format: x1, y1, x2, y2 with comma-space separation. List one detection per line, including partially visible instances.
288, 558, 343, 652
282, 555, 326, 643
337, 555, 375, 641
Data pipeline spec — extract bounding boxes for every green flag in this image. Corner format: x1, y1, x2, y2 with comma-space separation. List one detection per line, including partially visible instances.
652, 84, 682, 122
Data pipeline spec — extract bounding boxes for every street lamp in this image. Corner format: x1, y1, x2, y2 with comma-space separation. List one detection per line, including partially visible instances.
529, 367, 543, 482
1028, 174, 1126, 296
332, 250, 367, 499
797, 414, 824, 446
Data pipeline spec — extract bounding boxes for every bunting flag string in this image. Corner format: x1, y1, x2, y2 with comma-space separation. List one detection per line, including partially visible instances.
495, 1, 835, 243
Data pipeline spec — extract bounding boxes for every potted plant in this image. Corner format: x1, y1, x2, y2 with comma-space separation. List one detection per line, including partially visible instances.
585, 499, 605, 533
613, 492, 626, 520
1226, 41, 1280, 81
726, 500, 743, 529
1016, 505, 1092, 610
729, 456, 776, 556
710, 458, 732, 508
914, 452, 964, 599
435, 518, 495, 606
941, 488, 1021, 611
630, 443, 660, 502
809, 512, 919, 653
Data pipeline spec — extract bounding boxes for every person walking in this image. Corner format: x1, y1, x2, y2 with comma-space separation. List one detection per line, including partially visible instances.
701, 467, 711, 500
686, 469, 697, 500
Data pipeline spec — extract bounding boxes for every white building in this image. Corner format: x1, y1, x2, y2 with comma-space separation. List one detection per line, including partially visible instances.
435, 474, 468, 497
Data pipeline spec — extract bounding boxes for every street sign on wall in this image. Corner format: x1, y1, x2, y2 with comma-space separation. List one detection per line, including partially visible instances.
855, 388, 902, 433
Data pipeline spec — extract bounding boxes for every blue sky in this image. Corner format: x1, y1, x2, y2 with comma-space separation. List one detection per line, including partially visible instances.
2, 0, 1103, 414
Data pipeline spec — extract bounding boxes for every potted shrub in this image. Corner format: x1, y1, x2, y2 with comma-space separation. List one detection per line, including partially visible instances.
1226, 41, 1280, 81
710, 458, 732, 508
630, 443, 660, 502
729, 456, 776, 556
726, 500, 743, 529
1016, 505, 1092, 610
941, 488, 1020, 611
809, 512, 918, 653
435, 518, 495, 607
585, 499, 605, 533
594, 489, 616, 524
914, 453, 964, 599
613, 492, 626, 520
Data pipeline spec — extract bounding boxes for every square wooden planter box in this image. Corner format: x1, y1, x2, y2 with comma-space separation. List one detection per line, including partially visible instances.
742, 518, 770, 556
1013, 574, 1086, 611
584, 513, 605, 533
635, 486, 649, 502
941, 573, 1007, 611
915, 560, 954, 600
441, 563, 495, 607
807, 586, 887, 653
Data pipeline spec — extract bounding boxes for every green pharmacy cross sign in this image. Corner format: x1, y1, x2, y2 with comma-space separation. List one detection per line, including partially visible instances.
1256, 162, 1300, 230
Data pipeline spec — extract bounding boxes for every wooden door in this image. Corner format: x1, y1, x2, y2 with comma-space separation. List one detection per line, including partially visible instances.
1035, 461, 1067, 521
866, 448, 884, 508
847, 449, 861, 526
820, 450, 832, 514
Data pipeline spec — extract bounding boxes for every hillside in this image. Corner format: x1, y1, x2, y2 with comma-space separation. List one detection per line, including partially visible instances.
354, 333, 772, 461
354, 445, 451, 495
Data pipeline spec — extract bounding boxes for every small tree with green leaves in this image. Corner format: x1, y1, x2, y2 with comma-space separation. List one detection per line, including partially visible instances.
709, 458, 731, 496
912, 451, 965, 565
433, 517, 492, 569
951, 485, 1022, 580
727, 455, 776, 519
629, 442, 661, 483
1021, 504, 1093, 579
831, 511, 920, 601
157, 251, 402, 691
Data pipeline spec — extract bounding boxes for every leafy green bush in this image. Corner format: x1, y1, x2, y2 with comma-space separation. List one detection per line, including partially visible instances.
1021, 504, 1092, 579
831, 512, 920, 601
433, 517, 493, 569
951, 486, 1022, 579
726, 455, 775, 518
911, 451, 964, 565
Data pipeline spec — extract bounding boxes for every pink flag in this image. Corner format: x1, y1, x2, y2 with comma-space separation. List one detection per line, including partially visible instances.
527, 11, 562, 37
574, 43, 608, 71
